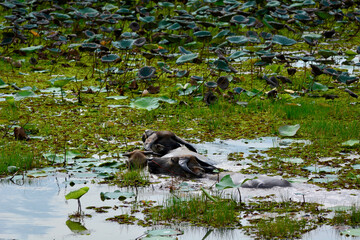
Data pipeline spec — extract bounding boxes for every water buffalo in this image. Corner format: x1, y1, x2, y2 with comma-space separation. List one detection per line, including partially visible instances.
142, 130, 197, 155
124, 147, 291, 188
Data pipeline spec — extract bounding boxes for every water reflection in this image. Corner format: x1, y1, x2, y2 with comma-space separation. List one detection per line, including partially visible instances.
0, 138, 358, 239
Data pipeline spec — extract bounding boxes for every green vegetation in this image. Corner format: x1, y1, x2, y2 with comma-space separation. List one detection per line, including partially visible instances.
114, 169, 150, 187
332, 205, 360, 226
150, 194, 240, 227
0, 0, 359, 238
252, 215, 311, 239
0, 141, 39, 175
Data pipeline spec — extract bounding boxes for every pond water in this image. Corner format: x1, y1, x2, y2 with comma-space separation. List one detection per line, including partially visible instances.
0, 138, 359, 240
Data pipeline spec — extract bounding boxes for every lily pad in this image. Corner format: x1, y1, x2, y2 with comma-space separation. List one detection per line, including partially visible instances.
280, 158, 304, 164
342, 140, 360, 147
129, 97, 159, 111
278, 124, 300, 137
302, 166, 340, 173
100, 190, 135, 201
106, 96, 128, 100
341, 229, 360, 237
146, 229, 183, 237
49, 76, 76, 88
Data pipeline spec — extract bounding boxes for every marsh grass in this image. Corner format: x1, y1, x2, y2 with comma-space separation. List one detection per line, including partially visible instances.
0, 142, 38, 175
332, 205, 360, 226
302, 120, 360, 142
271, 100, 360, 141
254, 215, 309, 239
151, 194, 240, 227
117, 169, 149, 187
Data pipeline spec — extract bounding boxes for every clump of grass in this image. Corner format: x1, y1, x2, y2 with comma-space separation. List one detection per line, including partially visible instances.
332, 205, 360, 225
0, 142, 39, 175
254, 215, 309, 239
150, 194, 240, 227
117, 169, 150, 187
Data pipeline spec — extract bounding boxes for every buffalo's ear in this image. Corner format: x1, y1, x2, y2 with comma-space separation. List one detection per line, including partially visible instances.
123, 152, 133, 157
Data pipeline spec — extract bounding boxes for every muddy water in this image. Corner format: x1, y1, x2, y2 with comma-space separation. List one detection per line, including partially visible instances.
0, 138, 359, 240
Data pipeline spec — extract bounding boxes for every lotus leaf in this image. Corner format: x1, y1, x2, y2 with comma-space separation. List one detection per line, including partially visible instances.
140, 16, 155, 23
302, 33, 322, 40
129, 97, 159, 111
77, 7, 99, 15
157, 96, 177, 104
101, 54, 120, 63
80, 43, 100, 51
176, 70, 188, 78
49, 76, 75, 88
294, 14, 311, 21
102, 4, 118, 11
146, 229, 183, 237
231, 15, 248, 24
217, 76, 229, 90
142, 236, 174, 240
159, 2, 175, 7
51, 12, 71, 20
194, 31, 212, 39
138, 66, 156, 79
310, 82, 328, 91
133, 37, 146, 47
278, 124, 300, 137
65, 187, 89, 200
167, 23, 181, 30
234, 87, 245, 94
205, 81, 217, 88
100, 190, 135, 201
241, 1, 256, 10
0, 78, 8, 89
266, 1, 280, 7
176, 53, 198, 65
341, 229, 360, 237
229, 51, 247, 59
7, 166, 18, 173
20, 45, 43, 53
112, 39, 134, 50
15, 90, 36, 100
106, 96, 128, 100
318, 49, 337, 58
272, 35, 297, 46
342, 140, 360, 147
216, 174, 241, 190
213, 30, 230, 39
212, 60, 231, 72
226, 36, 248, 45
280, 158, 304, 164
178, 46, 192, 54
